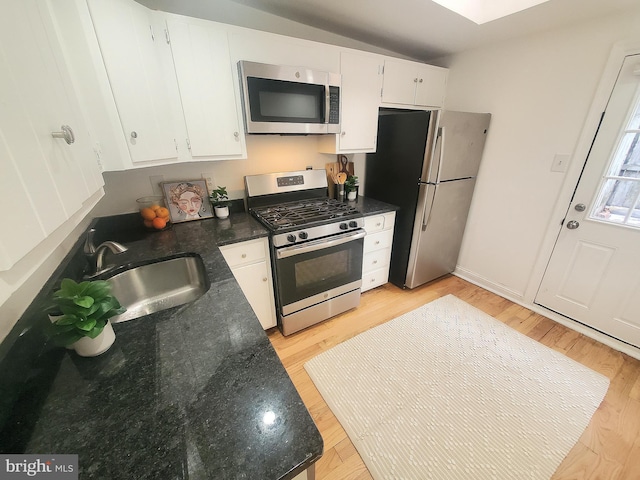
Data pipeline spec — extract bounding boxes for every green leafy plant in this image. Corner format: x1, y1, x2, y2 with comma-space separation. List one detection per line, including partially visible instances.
47, 278, 125, 347
209, 186, 230, 207
344, 175, 359, 193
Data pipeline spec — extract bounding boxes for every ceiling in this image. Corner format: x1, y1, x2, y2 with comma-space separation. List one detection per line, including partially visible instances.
143, 0, 640, 61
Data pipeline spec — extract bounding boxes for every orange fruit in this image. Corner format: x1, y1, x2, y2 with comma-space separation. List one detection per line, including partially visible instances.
152, 217, 167, 230
143, 219, 154, 228
140, 207, 156, 220
156, 207, 170, 219
151, 204, 162, 211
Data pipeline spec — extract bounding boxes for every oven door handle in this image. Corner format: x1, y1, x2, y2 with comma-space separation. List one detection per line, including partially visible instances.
276, 229, 366, 259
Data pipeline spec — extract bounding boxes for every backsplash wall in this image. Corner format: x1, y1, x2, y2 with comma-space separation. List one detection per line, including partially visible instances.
92, 135, 367, 217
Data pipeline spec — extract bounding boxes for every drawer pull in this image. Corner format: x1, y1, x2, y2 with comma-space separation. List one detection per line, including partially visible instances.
262, 277, 268, 282
241, 253, 247, 258
376, 222, 381, 227
370, 278, 376, 282
373, 260, 378, 264
375, 241, 380, 245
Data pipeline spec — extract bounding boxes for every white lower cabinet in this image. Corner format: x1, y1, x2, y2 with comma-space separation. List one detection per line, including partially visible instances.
220, 237, 277, 330
361, 211, 396, 292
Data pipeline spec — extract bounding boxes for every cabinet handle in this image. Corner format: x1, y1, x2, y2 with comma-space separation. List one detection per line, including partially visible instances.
131, 131, 138, 139
376, 222, 381, 227
370, 278, 376, 282
419, 78, 424, 83
51, 125, 75, 145
375, 240, 380, 245
341, 131, 346, 136
262, 277, 268, 282
413, 78, 418, 83
373, 260, 378, 264
234, 132, 239, 138
241, 253, 247, 258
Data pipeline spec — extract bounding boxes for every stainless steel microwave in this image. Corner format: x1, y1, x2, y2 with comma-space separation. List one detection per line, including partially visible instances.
238, 60, 341, 135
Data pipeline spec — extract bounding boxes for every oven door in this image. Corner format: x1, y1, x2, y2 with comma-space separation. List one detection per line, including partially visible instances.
275, 229, 365, 313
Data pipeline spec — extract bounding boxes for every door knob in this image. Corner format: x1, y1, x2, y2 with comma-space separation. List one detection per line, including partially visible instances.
574, 203, 586, 212
566, 220, 580, 229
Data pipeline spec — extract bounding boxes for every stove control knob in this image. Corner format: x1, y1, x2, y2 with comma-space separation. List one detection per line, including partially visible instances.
339, 223, 348, 230
286, 234, 297, 243
298, 231, 308, 240
348, 221, 358, 228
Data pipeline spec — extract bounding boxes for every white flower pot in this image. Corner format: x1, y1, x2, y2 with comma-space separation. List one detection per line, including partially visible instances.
214, 205, 229, 219
347, 190, 357, 201
72, 321, 116, 357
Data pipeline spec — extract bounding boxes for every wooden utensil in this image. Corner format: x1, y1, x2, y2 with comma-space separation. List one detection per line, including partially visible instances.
339, 155, 349, 173
337, 172, 347, 184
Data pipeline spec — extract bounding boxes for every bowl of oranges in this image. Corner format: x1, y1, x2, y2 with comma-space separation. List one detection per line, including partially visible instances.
137, 196, 171, 231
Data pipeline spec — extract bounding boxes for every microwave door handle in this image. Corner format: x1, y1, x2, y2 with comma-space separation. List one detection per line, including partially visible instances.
325, 81, 331, 126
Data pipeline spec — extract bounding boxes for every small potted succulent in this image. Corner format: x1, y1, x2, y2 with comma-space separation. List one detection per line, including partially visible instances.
47, 278, 126, 357
344, 175, 359, 201
209, 186, 231, 219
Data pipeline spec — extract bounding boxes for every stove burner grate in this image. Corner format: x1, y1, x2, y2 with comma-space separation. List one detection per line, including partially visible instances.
252, 198, 359, 230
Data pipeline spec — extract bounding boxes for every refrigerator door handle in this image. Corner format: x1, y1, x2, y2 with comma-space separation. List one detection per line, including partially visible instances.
421, 184, 437, 231
434, 126, 445, 183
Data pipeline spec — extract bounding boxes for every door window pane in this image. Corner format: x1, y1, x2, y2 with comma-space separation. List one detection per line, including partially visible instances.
589, 90, 640, 227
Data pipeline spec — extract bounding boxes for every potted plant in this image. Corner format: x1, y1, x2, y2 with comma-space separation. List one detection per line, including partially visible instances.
209, 186, 231, 219
344, 175, 359, 201
47, 278, 126, 357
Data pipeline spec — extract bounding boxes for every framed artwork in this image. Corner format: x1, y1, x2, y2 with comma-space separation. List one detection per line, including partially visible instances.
161, 180, 213, 223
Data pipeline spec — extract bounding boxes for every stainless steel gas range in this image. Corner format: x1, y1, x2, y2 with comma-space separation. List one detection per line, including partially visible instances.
245, 169, 365, 336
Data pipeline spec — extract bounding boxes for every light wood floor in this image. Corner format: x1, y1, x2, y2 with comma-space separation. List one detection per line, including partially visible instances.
267, 275, 640, 480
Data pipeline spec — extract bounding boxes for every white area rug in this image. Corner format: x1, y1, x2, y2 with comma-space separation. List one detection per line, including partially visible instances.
304, 295, 610, 480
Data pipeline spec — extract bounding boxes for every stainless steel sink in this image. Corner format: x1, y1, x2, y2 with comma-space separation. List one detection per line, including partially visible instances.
107, 255, 209, 323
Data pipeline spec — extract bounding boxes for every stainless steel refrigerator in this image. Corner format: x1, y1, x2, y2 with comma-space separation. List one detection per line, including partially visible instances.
365, 109, 491, 289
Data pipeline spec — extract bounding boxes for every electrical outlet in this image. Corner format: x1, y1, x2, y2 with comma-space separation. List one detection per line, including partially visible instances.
201, 173, 215, 193
551, 154, 570, 173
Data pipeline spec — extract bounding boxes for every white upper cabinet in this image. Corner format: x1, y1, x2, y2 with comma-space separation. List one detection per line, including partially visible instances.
88, 0, 186, 165
166, 15, 245, 160
228, 28, 340, 73
318, 50, 383, 154
0, 0, 103, 271
382, 58, 448, 108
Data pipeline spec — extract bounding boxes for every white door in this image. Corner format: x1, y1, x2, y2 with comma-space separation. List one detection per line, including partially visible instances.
536, 54, 640, 347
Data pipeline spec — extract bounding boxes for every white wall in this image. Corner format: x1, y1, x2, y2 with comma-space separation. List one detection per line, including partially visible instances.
442, 8, 640, 301
91, 136, 366, 216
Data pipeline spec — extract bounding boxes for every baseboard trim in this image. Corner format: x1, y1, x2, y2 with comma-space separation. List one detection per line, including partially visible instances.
453, 267, 640, 361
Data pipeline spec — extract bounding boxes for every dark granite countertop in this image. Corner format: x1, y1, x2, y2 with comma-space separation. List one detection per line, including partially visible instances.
349, 196, 399, 216
0, 211, 323, 479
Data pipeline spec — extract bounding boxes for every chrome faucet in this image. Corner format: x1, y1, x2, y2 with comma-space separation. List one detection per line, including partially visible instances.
83, 228, 128, 278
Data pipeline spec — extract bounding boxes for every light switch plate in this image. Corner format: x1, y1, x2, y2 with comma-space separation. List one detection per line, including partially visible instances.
551, 154, 570, 173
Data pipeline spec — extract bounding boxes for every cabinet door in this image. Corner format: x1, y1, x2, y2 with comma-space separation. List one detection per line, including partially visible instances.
337, 51, 382, 152
414, 64, 448, 107
167, 16, 245, 159
0, 0, 103, 270
88, 0, 184, 165
231, 261, 277, 330
381, 59, 417, 105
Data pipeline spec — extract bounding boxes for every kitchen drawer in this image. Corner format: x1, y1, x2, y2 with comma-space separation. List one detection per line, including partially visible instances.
362, 248, 390, 274
364, 229, 393, 253
361, 267, 389, 292
219, 238, 267, 267
363, 211, 396, 234
364, 215, 386, 233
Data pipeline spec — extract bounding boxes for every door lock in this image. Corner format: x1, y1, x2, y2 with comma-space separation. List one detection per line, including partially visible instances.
566, 220, 580, 230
